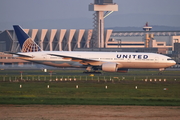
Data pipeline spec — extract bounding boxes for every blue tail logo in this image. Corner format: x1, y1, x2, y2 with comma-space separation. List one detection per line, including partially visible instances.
13, 25, 42, 52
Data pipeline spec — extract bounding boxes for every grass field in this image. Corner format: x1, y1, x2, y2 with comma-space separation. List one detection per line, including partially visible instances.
0, 69, 180, 106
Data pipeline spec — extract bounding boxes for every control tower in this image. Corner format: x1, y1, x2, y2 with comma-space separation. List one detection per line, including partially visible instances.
89, 0, 118, 48
143, 22, 154, 48
143, 22, 152, 31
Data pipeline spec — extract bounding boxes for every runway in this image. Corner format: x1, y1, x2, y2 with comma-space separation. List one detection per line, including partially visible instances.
1, 105, 180, 120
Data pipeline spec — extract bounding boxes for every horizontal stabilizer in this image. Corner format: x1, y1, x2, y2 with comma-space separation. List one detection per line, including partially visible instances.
6, 52, 33, 58
14, 53, 33, 58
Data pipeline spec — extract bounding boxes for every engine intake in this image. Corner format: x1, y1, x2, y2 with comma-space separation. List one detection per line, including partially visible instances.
102, 62, 118, 72
101, 62, 128, 73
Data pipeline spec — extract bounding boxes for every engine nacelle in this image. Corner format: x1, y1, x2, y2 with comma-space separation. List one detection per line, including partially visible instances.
101, 62, 128, 73
102, 62, 118, 72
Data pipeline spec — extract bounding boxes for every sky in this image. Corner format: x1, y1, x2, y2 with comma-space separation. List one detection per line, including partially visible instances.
0, 0, 180, 30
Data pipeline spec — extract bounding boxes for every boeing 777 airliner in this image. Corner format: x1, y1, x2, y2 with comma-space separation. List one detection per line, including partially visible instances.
11, 25, 176, 73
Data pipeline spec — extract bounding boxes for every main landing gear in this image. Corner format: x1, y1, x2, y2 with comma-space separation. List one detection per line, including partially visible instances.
83, 66, 102, 74
83, 71, 102, 74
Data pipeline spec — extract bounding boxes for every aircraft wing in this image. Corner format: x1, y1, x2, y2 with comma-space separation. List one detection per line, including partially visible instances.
48, 53, 101, 63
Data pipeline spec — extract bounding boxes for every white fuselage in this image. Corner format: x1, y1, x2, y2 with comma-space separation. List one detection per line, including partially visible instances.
14, 51, 176, 70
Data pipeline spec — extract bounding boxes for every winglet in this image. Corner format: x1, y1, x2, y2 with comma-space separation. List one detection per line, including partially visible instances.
13, 25, 42, 52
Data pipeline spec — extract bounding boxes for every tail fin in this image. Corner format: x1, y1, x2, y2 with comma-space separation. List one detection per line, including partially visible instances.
13, 25, 42, 52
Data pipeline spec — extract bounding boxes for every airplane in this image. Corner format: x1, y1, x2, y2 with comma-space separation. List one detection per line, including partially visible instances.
10, 25, 176, 73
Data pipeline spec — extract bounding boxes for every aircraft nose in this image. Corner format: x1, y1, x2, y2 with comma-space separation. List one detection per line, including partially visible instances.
169, 60, 176, 67
167, 59, 176, 67
172, 60, 176, 66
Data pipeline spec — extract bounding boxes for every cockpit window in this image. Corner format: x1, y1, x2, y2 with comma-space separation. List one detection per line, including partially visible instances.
167, 58, 174, 61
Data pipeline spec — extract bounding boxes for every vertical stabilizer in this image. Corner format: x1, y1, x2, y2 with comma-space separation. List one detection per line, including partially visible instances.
13, 25, 42, 52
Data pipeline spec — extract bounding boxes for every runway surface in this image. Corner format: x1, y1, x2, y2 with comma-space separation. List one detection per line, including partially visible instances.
1, 105, 180, 120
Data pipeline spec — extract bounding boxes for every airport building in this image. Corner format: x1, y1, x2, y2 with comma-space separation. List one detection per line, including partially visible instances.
0, 29, 180, 65
1, 29, 180, 53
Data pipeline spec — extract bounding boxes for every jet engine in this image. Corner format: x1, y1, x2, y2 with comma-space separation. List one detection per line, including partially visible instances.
101, 62, 118, 72
101, 62, 128, 73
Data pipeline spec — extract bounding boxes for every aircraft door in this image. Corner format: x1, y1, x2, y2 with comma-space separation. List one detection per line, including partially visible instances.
127, 55, 131, 62
42, 54, 47, 60
127, 58, 131, 62
155, 57, 159, 63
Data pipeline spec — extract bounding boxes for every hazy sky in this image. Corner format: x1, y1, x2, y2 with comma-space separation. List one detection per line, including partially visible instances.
0, 0, 180, 30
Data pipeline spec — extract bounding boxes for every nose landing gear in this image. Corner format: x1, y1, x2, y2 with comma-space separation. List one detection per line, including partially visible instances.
158, 68, 165, 75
